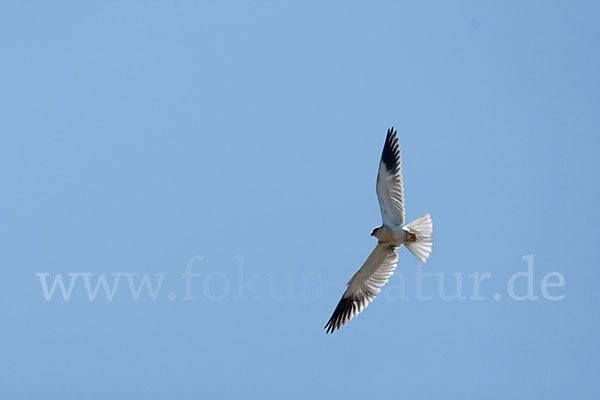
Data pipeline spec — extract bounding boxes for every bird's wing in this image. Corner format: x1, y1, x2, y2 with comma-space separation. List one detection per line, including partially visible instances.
324, 243, 399, 334
376, 128, 405, 227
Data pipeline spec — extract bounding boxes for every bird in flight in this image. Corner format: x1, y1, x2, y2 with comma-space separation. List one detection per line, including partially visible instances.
324, 128, 433, 334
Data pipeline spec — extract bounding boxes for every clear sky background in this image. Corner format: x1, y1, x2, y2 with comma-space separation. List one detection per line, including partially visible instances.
1, 1, 599, 399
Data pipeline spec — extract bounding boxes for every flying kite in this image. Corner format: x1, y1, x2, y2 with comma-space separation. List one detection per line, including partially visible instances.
325, 128, 433, 334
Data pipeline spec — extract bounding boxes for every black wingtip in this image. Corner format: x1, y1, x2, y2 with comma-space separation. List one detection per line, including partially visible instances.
324, 296, 356, 334
381, 127, 401, 174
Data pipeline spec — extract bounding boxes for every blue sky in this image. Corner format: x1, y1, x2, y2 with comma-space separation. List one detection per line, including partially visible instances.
1, 1, 599, 399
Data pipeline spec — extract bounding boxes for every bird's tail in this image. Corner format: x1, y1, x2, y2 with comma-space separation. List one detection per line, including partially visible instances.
404, 214, 433, 264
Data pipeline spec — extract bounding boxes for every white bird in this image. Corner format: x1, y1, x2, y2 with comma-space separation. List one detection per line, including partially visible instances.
324, 128, 433, 334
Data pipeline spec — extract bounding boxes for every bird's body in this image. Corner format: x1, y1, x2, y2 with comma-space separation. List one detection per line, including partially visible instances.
371, 225, 413, 244
324, 128, 433, 334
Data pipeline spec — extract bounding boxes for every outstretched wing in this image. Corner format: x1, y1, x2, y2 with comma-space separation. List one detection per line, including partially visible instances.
376, 128, 405, 227
324, 243, 399, 334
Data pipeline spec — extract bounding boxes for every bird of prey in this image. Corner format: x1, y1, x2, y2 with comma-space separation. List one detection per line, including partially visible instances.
324, 128, 433, 334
